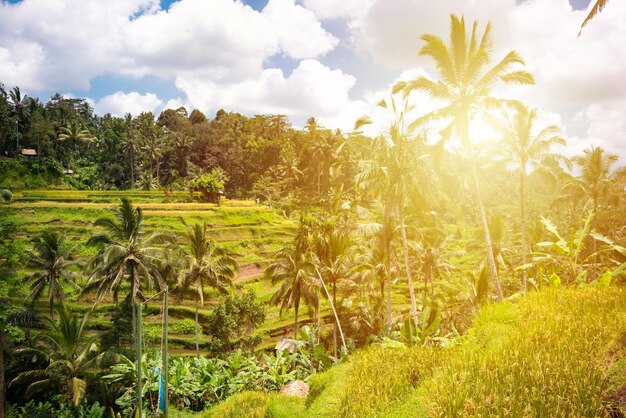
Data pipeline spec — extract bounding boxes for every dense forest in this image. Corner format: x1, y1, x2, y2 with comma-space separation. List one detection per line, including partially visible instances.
1, 10, 625, 418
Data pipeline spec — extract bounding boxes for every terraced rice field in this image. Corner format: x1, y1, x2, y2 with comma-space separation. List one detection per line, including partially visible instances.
8, 190, 317, 355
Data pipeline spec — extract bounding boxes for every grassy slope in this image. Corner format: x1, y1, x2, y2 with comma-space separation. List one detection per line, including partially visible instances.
9, 190, 301, 353
208, 287, 626, 417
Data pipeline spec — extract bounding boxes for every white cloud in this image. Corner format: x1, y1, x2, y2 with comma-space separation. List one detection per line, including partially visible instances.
263, 0, 338, 59
348, 0, 516, 69
341, 0, 626, 160
302, 0, 374, 20
175, 59, 356, 119
0, 0, 337, 90
92, 91, 163, 117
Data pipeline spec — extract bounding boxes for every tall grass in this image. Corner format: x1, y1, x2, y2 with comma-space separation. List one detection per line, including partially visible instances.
426, 288, 626, 417
308, 287, 625, 417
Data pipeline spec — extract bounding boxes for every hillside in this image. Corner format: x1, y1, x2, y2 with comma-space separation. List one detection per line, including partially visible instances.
206, 287, 626, 417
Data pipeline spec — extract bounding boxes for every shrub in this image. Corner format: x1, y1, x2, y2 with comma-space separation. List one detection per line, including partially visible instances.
204, 391, 268, 418
1, 189, 12, 202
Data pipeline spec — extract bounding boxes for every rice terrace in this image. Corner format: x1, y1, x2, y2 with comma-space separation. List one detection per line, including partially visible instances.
1, 0, 625, 417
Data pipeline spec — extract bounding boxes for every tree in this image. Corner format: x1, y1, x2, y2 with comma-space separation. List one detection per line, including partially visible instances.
25, 231, 81, 321
493, 103, 566, 291
176, 221, 237, 356
188, 168, 226, 203
570, 146, 619, 217
267, 245, 318, 339
394, 14, 535, 300
9, 306, 99, 406
8, 87, 29, 149
312, 219, 353, 356
84, 199, 165, 336
355, 95, 430, 330
0, 208, 21, 418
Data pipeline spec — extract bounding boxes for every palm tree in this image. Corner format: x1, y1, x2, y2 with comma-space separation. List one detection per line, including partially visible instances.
176, 221, 236, 356
9, 305, 99, 406
9, 86, 29, 149
57, 121, 96, 167
122, 125, 140, 189
580, 0, 609, 35
394, 14, 535, 300
354, 202, 398, 330
84, 198, 165, 336
571, 146, 619, 217
25, 231, 81, 321
493, 103, 566, 291
355, 95, 430, 329
267, 246, 318, 339
312, 219, 354, 356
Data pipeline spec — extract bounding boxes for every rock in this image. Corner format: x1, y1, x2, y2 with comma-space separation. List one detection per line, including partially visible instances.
280, 380, 309, 398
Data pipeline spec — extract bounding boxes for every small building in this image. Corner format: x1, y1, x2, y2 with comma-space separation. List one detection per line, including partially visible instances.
274, 337, 303, 353
20, 148, 37, 157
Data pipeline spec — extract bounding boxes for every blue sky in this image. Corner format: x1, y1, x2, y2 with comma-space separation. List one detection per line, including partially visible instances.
2, 0, 625, 160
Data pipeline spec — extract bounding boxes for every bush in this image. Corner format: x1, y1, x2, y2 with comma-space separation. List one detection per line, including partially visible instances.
1, 189, 12, 202
170, 318, 197, 335
204, 391, 268, 418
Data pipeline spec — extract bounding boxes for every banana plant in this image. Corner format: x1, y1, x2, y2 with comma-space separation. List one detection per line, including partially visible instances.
523, 212, 623, 285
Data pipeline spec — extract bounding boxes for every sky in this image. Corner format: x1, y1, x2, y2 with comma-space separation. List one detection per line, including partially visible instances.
1, 0, 625, 160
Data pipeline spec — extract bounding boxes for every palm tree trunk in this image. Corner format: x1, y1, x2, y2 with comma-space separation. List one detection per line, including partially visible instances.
195, 297, 200, 358
294, 302, 299, 339
520, 167, 528, 293
131, 263, 138, 339
398, 203, 419, 326
385, 258, 392, 333
462, 113, 503, 300
316, 269, 346, 353
0, 335, 5, 418
332, 283, 337, 357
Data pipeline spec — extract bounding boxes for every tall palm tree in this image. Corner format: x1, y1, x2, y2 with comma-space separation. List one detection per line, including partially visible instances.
176, 221, 236, 356
9, 305, 99, 406
25, 231, 81, 321
122, 127, 140, 189
571, 146, 619, 217
8, 86, 29, 149
267, 246, 318, 339
355, 95, 430, 329
394, 14, 535, 300
84, 198, 165, 336
493, 103, 566, 291
312, 219, 354, 356
57, 121, 96, 167
354, 202, 398, 330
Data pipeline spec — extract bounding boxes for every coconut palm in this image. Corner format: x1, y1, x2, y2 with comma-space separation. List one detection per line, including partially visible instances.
25, 231, 81, 320
57, 121, 96, 148
493, 103, 566, 291
267, 245, 318, 339
570, 146, 619, 216
84, 198, 165, 336
394, 14, 535, 300
355, 95, 430, 329
122, 127, 141, 189
354, 202, 399, 329
176, 221, 236, 356
8, 86, 29, 149
312, 219, 354, 356
9, 305, 99, 406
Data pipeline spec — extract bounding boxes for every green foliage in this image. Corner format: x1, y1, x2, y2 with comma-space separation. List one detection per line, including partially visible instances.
188, 169, 226, 203
105, 347, 314, 414
1, 188, 12, 202
292, 288, 625, 417
204, 391, 267, 418
205, 290, 266, 353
